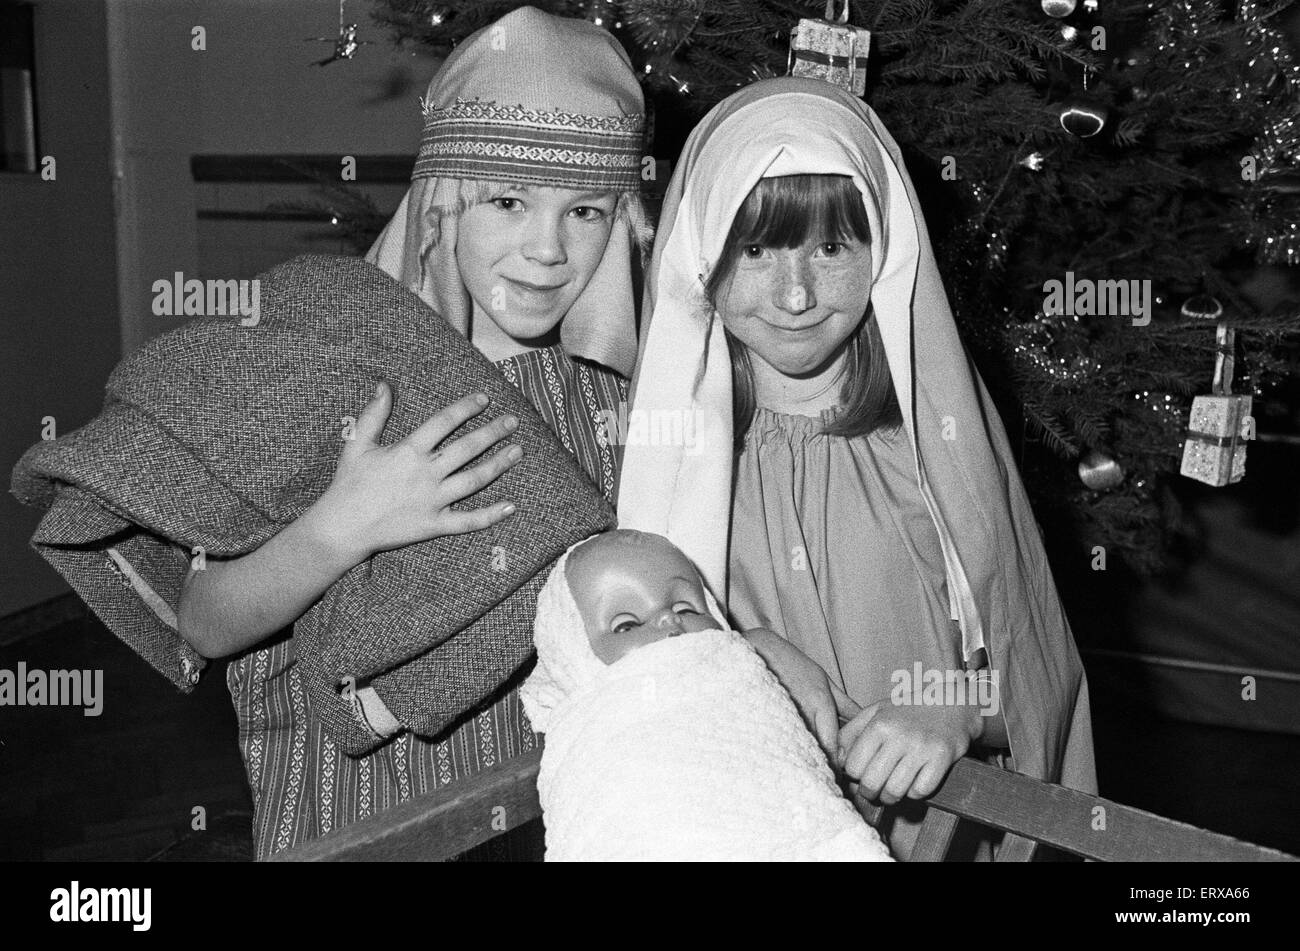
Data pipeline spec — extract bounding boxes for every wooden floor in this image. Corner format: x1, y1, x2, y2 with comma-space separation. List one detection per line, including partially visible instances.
0, 611, 254, 861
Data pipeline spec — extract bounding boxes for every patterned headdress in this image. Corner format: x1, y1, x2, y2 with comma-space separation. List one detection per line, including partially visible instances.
367, 6, 646, 376
415, 99, 644, 190
412, 8, 644, 189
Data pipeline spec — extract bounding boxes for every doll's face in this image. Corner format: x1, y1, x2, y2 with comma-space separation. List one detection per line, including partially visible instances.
566, 531, 721, 665
456, 185, 618, 350
715, 236, 874, 378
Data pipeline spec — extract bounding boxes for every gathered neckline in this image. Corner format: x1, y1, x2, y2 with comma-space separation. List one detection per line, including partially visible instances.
745, 405, 908, 451
752, 404, 842, 429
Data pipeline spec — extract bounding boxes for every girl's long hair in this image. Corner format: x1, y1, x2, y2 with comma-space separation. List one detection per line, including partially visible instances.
702, 174, 901, 451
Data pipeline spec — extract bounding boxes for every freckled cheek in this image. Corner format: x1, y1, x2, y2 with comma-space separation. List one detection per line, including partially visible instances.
717, 310, 771, 357
723, 268, 870, 314
817, 269, 874, 313
717, 274, 773, 329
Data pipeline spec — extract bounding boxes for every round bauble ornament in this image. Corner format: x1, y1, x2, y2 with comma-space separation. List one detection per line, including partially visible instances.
1078, 449, 1125, 490
1179, 294, 1223, 321
1059, 96, 1108, 137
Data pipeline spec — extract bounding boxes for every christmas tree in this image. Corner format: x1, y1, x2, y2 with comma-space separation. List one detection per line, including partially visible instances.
359, 0, 1300, 574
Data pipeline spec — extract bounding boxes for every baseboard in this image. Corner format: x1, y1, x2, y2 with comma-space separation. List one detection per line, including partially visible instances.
0, 592, 89, 647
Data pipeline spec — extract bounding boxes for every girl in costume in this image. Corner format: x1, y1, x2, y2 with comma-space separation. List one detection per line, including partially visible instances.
618, 77, 1096, 859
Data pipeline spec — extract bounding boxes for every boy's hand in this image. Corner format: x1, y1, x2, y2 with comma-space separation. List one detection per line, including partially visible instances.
314, 384, 523, 562
837, 700, 982, 805
831, 681, 862, 723
743, 628, 839, 758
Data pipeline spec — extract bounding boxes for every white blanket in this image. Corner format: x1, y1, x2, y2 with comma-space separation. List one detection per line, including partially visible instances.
531, 627, 893, 861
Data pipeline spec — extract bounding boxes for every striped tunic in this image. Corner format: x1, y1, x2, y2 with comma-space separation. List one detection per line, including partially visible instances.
226, 345, 626, 860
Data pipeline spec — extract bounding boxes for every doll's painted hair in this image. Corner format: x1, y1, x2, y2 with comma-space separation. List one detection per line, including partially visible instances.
703, 174, 901, 450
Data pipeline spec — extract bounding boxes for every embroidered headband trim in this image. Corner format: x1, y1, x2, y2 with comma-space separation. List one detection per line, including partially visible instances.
414, 98, 646, 190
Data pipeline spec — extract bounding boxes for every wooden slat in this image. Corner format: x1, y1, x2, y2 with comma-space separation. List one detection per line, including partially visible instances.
271, 749, 542, 862
994, 832, 1039, 862
275, 749, 1296, 862
908, 805, 961, 862
926, 758, 1297, 862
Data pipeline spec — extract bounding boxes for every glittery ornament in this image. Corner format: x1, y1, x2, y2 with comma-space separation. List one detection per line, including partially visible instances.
1236, 0, 1300, 264
1179, 294, 1223, 321
1078, 449, 1125, 490
1180, 321, 1254, 486
307, 0, 371, 66
1059, 96, 1108, 137
1042, 0, 1078, 17
1010, 317, 1098, 385
1182, 396, 1252, 485
788, 1, 872, 97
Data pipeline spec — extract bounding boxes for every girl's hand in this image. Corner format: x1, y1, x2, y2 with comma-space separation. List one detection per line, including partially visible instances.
313, 383, 523, 562
837, 700, 983, 805
743, 628, 839, 757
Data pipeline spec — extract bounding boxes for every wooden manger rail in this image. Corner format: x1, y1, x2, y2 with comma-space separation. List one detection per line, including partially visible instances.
878, 759, 1295, 862
272, 750, 1295, 862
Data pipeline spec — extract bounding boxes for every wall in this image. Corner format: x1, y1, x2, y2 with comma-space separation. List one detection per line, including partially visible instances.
0, 0, 441, 617
107, 0, 440, 352
0, 0, 121, 617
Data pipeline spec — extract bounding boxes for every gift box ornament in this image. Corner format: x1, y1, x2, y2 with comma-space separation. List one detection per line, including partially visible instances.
789, 0, 871, 97
1180, 316, 1254, 487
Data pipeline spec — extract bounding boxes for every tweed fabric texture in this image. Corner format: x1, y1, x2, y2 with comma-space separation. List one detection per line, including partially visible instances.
11, 254, 614, 755
231, 344, 626, 859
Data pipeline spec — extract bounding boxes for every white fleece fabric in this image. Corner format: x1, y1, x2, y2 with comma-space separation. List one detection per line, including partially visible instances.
520, 547, 893, 862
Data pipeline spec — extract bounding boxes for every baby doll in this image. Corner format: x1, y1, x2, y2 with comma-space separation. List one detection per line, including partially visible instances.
520, 529, 893, 862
